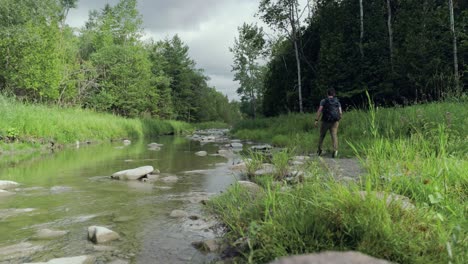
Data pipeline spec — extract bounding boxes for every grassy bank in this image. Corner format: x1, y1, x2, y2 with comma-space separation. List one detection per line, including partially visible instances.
0, 95, 192, 152
208, 100, 467, 263
232, 101, 467, 156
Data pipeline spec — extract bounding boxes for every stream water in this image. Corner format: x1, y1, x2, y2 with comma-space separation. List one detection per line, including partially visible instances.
0, 136, 240, 264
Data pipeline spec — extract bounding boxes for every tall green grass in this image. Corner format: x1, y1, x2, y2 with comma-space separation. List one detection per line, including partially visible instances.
208, 100, 467, 263
0, 95, 192, 150
232, 101, 468, 156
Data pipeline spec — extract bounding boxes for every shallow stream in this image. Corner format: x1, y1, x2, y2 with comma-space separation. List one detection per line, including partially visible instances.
0, 136, 240, 263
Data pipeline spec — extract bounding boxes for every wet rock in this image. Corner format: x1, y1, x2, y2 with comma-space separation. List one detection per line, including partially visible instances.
0, 180, 19, 190
217, 149, 233, 158
359, 191, 415, 210
268, 251, 391, 264
111, 166, 154, 180
0, 189, 15, 198
289, 160, 304, 166
88, 226, 120, 244
195, 151, 208, 157
123, 139, 131, 146
237, 181, 262, 195
251, 144, 272, 151
230, 142, 243, 149
50, 186, 73, 194
191, 239, 220, 253
33, 229, 68, 240
0, 242, 43, 261
170, 210, 188, 218
24, 255, 96, 264
160, 175, 179, 183
188, 215, 201, 220
229, 162, 247, 172
147, 142, 163, 148
254, 163, 276, 176
0, 208, 36, 219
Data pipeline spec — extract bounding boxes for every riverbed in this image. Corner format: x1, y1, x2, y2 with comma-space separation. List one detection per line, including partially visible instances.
0, 136, 241, 263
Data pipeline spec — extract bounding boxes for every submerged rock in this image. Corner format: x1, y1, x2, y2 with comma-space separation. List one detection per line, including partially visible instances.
269, 251, 391, 264
170, 210, 188, 218
24, 255, 96, 264
195, 151, 208, 157
0, 189, 15, 198
88, 226, 120, 244
0, 242, 43, 261
191, 239, 220, 253
50, 186, 73, 194
0, 208, 36, 219
230, 142, 243, 149
123, 139, 131, 146
0, 180, 19, 190
111, 166, 154, 180
160, 175, 179, 183
32, 229, 68, 240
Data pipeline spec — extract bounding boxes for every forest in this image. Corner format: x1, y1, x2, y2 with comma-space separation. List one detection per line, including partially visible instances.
232, 0, 467, 117
0, 0, 240, 123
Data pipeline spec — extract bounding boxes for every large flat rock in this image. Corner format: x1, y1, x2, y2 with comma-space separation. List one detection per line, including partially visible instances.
24, 255, 96, 264
111, 166, 154, 180
0, 242, 43, 261
269, 251, 391, 264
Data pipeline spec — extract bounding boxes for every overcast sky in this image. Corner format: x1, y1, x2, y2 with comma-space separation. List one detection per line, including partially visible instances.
67, 0, 308, 101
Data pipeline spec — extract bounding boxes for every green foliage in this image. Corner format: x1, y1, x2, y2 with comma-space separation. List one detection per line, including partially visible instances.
261, 0, 468, 116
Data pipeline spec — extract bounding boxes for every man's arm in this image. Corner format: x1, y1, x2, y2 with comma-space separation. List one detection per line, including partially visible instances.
314, 106, 323, 127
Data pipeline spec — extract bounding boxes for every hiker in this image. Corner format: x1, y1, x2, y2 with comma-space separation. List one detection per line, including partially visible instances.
314, 88, 342, 158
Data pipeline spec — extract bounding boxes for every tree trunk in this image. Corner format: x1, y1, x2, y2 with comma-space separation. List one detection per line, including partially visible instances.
290, 1, 303, 113
386, 0, 394, 71
448, 0, 460, 93
359, 0, 364, 58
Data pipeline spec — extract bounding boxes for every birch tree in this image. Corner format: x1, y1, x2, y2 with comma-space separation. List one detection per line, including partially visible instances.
386, 0, 394, 71
359, 0, 364, 58
258, 0, 305, 113
230, 23, 266, 119
448, 0, 459, 92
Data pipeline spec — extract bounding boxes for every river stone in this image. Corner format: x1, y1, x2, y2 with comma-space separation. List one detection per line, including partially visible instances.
195, 151, 208, 157
0, 189, 15, 198
111, 166, 154, 180
359, 191, 415, 210
0, 180, 19, 190
88, 226, 120, 244
33, 229, 68, 240
230, 142, 243, 148
254, 163, 276, 176
148, 142, 163, 148
229, 162, 247, 172
24, 255, 96, 264
269, 251, 391, 264
251, 144, 273, 151
123, 139, 131, 146
170, 210, 188, 218
0, 242, 43, 261
237, 181, 262, 195
191, 239, 220, 253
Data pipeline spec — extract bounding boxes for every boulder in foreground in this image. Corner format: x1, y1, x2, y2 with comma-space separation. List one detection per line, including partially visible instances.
269, 251, 391, 264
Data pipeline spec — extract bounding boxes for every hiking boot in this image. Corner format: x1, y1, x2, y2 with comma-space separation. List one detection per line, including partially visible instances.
332, 150, 338, 158
317, 149, 322, 156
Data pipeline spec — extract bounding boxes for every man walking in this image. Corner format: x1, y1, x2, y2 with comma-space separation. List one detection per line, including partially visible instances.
314, 88, 342, 158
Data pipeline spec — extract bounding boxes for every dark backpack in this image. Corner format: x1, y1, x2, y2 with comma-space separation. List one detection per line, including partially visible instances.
322, 98, 341, 122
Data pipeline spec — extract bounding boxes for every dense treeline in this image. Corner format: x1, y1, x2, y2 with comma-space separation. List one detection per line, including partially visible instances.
0, 0, 240, 123
234, 0, 467, 117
